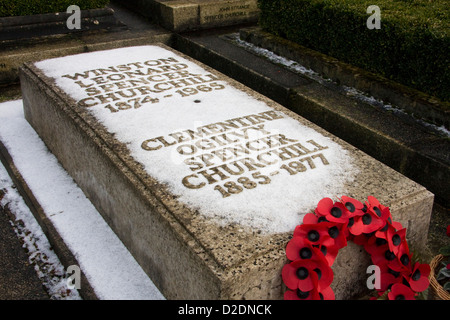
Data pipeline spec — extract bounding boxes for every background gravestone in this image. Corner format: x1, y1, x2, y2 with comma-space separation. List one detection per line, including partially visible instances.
123, 0, 259, 31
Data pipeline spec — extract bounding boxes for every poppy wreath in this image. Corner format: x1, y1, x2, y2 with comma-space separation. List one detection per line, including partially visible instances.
282, 196, 430, 300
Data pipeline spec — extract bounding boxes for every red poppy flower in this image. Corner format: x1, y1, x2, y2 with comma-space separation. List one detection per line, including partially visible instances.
387, 228, 407, 255
302, 212, 320, 225
366, 196, 387, 214
388, 283, 416, 300
322, 221, 348, 249
351, 232, 374, 246
339, 196, 365, 217
447, 225, 450, 237
388, 241, 412, 275
286, 234, 338, 266
407, 262, 430, 292
318, 285, 335, 300
370, 245, 399, 267
286, 236, 322, 261
379, 269, 403, 292
315, 198, 351, 224
282, 257, 333, 292
314, 243, 338, 266
365, 197, 391, 227
284, 286, 335, 300
282, 259, 315, 292
284, 288, 316, 300
364, 235, 389, 257
374, 221, 395, 241
373, 207, 402, 237
293, 223, 332, 247
350, 207, 384, 235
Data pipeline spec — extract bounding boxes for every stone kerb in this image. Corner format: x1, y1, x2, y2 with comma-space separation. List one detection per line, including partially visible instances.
19, 44, 433, 299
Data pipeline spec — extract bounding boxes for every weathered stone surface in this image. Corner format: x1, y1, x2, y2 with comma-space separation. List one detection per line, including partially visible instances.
20, 44, 433, 299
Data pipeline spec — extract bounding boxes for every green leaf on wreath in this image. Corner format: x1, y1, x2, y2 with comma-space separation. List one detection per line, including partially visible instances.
436, 266, 450, 281
443, 282, 450, 291
377, 290, 389, 300
416, 288, 429, 300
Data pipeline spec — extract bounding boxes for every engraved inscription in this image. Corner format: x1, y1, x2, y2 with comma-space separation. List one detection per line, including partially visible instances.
203, 3, 256, 23
141, 111, 330, 198
36, 45, 355, 231
61, 57, 226, 113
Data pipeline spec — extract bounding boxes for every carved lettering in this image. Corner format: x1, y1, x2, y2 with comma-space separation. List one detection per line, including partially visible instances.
63, 54, 332, 199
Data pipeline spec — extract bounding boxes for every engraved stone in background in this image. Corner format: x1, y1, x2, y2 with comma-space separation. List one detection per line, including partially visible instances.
125, 0, 259, 32
20, 45, 433, 299
199, 0, 259, 28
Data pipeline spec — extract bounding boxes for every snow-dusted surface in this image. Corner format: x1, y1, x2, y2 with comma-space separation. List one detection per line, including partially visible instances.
0, 162, 81, 300
35, 45, 358, 234
0, 100, 164, 300
229, 33, 450, 138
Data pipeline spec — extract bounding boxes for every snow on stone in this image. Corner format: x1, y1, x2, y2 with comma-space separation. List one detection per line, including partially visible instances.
0, 161, 81, 300
35, 45, 358, 234
0, 100, 164, 300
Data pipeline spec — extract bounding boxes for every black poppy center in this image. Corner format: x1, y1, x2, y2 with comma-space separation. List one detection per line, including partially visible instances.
395, 294, 405, 300
392, 234, 401, 246
388, 268, 400, 278
313, 268, 322, 280
307, 230, 320, 242
362, 213, 372, 225
412, 269, 421, 281
300, 247, 312, 259
373, 206, 382, 217
328, 226, 339, 239
313, 244, 328, 257
345, 202, 355, 213
318, 216, 328, 223
401, 254, 410, 266
330, 207, 342, 218
297, 289, 310, 299
348, 217, 354, 227
376, 238, 388, 246
296, 267, 309, 280
385, 250, 396, 261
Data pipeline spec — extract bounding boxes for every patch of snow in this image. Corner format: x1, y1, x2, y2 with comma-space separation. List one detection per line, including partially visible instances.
230, 34, 450, 138
35, 45, 358, 234
0, 163, 81, 300
227, 33, 323, 82
0, 99, 164, 300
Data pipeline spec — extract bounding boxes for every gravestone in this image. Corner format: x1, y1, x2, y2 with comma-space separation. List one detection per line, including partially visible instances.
125, 0, 259, 32
19, 45, 433, 299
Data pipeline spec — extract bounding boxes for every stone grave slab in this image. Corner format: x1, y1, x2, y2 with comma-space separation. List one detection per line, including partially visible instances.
19, 45, 433, 299
126, 0, 259, 32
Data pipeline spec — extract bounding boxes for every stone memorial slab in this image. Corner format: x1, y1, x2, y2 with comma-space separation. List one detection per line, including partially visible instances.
126, 0, 259, 32
19, 45, 433, 299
